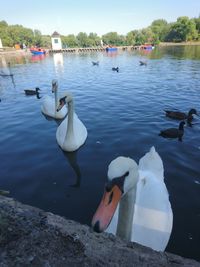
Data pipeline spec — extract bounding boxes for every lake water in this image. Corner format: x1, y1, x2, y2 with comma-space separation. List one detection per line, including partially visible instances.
0, 46, 200, 261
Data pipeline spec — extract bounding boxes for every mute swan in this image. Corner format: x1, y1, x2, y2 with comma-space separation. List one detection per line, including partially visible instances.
56, 93, 87, 152
159, 121, 185, 141
92, 147, 173, 251
41, 80, 67, 119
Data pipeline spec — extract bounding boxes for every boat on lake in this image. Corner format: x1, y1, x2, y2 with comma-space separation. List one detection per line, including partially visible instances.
106, 46, 118, 52
30, 47, 46, 55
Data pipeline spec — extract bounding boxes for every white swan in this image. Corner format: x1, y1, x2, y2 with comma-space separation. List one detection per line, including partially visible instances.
92, 147, 173, 251
41, 79, 67, 119
56, 92, 87, 152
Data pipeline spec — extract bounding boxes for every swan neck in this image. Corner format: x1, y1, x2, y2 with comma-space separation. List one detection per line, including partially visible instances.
116, 186, 137, 241
54, 89, 58, 114
66, 100, 74, 138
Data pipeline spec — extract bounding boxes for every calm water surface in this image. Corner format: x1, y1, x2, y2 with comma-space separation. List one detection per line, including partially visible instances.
0, 46, 200, 261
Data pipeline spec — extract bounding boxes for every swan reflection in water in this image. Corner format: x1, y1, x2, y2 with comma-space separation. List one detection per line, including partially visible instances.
62, 150, 81, 188
41, 114, 81, 187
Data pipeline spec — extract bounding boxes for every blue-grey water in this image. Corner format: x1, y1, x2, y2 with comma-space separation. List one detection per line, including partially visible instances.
0, 46, 200, 261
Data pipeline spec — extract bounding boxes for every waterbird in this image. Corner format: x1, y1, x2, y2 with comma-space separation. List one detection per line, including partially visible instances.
92, 147, 173, 251
139, 60, 147, 66
92, 61, 99, 66
159, 121, 185, 141
112, 67, 119, 72
56, 92, 87, 152
24, 87, 40, 95
41, 80, 67, 119
164, 108, 198, 121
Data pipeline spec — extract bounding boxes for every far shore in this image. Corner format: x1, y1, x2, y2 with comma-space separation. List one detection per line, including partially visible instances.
0, 41, 200, 57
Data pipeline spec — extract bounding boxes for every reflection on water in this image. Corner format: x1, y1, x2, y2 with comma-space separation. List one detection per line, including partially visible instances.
62, 150, 81, 188
53, 53, 64, 73
149, 45, 200, 60
31, 54, 46, 62
0, 46, 200, 261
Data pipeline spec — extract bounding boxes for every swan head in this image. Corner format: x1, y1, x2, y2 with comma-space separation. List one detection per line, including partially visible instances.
92, 157, 139, 233
57, 92, 73, 111
52, 79, 58, 93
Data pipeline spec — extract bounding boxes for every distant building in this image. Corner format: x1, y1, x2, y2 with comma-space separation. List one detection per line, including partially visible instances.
51, 31, 62, 50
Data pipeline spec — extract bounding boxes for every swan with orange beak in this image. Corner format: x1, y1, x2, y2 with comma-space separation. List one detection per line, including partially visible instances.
92, 147, 173, 251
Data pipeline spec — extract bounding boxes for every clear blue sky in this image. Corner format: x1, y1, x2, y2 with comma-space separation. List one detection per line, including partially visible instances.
0, 0, 199, 36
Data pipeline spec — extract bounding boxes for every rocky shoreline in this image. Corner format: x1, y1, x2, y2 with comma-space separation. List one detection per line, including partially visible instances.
0, 195, 199, 267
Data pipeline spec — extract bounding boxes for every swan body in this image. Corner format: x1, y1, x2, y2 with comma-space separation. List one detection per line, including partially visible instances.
92, 147, 173, 251
41, 80, 67, 119
56, 93, 87, 152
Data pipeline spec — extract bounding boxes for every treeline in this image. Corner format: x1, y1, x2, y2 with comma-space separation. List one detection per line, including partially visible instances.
0, 16, 200, 48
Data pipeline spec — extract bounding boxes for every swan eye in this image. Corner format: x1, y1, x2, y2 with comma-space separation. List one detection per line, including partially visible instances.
124, 171, 129, 177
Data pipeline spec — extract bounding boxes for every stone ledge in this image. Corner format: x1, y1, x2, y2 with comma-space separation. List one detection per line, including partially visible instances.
0, 196, 199, 267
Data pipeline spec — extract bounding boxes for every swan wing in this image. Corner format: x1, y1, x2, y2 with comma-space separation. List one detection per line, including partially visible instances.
132, 148, 173, 251
41, 96, 55, 117
139, 146, 164, 180
73, 114, 88, 148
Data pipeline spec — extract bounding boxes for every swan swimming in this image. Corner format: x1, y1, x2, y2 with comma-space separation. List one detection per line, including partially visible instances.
92, 147, 173, 251
41, 79, 67, 119
56, 92, 87, 152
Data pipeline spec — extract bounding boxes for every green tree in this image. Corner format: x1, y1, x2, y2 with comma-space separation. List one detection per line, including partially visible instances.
0, 20, 8, 27
126, 31, 136, 45
88, 32, 101, 46
61, 34, 78, 48
34, 29, 42, 46
150, 19, 168, 42
76, 32, 90, 47
102, 32, 124, 46
166, 16, 198, 42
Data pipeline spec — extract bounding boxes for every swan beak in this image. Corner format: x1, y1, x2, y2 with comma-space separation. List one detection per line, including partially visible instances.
91, 185, 122, 233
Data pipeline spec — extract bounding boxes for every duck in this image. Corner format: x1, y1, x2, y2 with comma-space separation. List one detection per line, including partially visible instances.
139, 60, 147, 66
41, 79, 67, 119
92, 61, 99, 66
164, 108, 198, 121
112, 67, 119, 72
24, 87, 40, 95
56, 92, 87, 152
159, 121, 185, 141
92, 147, 173, 251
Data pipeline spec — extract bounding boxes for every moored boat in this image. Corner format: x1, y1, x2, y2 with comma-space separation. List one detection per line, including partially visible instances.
30, 47, 46, 55
106, 47, 118, 52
